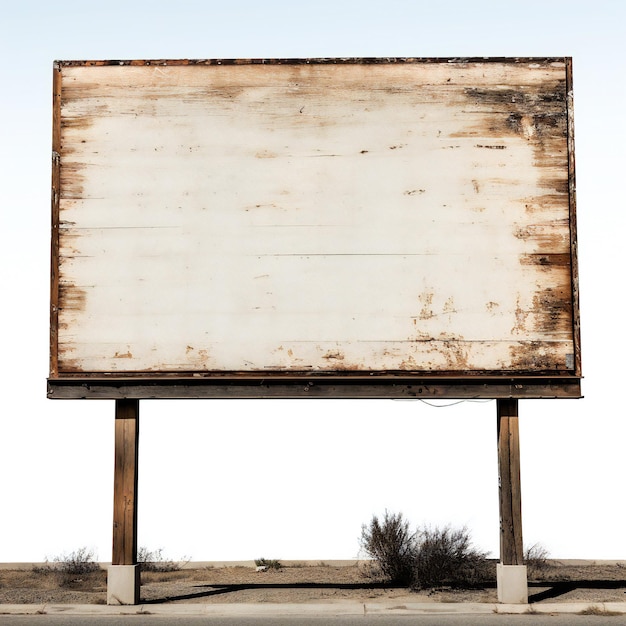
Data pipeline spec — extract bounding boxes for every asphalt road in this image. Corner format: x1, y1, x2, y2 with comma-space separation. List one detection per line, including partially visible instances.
0, 616, 618, 625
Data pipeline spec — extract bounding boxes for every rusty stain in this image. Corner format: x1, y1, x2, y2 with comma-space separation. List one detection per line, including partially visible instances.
412, 329, 433, 342
511, 296, 529, 335
197, 349, 210, 365
399, 355, 419, 370
419, 293, 434, 320
322, 351, 345, 360
442, 297, 456, 315
441, 341, 470, 370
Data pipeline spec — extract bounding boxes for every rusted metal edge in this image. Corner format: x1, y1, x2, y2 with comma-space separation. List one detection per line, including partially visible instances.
47, 377, 582, 400
54, 57, 570, 67
49, 64, 62, 378
566, 58, 582, 377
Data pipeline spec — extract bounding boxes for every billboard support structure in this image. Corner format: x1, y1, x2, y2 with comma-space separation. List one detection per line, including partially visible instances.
47, 57, 583, 606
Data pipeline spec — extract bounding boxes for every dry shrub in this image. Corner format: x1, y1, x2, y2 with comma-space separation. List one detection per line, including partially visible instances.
524, 542, 550, 577
31, 548, 105, 591
359, 511, 417, 585
35, 547, 100, 576
138, 547, 187, 572
360, 513, 491, 590
413, 525, 490, 590
255, 558, 283, 570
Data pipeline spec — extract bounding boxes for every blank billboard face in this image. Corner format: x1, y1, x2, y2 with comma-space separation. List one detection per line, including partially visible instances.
49, 58, 580, 393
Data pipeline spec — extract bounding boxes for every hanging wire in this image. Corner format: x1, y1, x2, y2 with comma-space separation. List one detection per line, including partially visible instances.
392, 398, 494, 407
418, 398, 494, 408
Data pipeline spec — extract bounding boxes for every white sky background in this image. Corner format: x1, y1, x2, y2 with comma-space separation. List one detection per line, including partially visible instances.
0, 0, 624, 563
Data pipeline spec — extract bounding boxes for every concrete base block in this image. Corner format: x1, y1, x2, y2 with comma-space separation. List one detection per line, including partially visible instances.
497, 564, 528, 604
107, 565, 140, 605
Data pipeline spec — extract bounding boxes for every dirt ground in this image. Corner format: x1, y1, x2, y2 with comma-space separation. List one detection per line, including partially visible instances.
1, 561, 624, 606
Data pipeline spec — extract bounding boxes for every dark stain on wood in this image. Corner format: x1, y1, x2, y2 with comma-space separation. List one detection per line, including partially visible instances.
532, 286, 572, 335
59, 162, 86, 199
513, 220, 569, 253
58, 283, 87, 312
461, 69, 575, 361
56, 355, 84, 373
509, 340, 563, 371
522, 194, 567, 213
538, 177, 569, 195
61, 116, 94, 131
519, 253, 570, 268
464, 82, 566, 109
461, 81, 568, 188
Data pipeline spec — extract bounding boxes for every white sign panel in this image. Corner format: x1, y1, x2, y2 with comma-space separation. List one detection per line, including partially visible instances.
49, 59, 580, 396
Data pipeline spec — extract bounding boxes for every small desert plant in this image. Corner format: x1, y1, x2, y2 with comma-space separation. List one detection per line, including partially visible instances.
524, 542, 550, 575
46, 547, 100, 575
359, 511, 417, 584
412, 525, 490, 589
254, 557, 283, 570
138, 547, 187, 572
578, 605, 623, 616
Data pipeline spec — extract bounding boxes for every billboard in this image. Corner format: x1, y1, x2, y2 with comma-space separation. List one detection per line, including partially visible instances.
49, 58, 581, 399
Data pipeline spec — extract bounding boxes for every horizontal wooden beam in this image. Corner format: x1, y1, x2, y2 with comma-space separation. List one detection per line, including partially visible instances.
48, 377, 582, 400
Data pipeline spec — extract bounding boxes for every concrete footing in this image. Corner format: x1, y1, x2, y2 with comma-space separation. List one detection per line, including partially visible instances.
497, 564, 528, 604
107, 565, 140, 605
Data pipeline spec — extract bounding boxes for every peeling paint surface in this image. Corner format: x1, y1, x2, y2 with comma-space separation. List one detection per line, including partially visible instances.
51, 59, 579, 376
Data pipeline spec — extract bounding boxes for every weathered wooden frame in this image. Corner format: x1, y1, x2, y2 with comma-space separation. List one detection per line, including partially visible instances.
48, 58, 581, 400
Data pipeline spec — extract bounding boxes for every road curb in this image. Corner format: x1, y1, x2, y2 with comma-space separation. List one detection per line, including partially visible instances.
1, 601, 625, 617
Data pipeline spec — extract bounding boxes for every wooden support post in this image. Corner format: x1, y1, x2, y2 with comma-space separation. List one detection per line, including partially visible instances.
496, 398, 527, 603
113, 399, 139, 565
108, 399, 140, 605
497, 398, 523, 564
